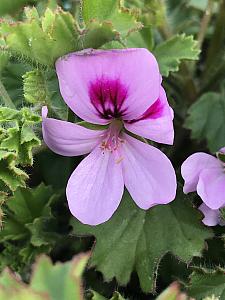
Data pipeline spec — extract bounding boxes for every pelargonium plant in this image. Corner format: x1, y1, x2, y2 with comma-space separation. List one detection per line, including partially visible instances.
0, 0, 225, 299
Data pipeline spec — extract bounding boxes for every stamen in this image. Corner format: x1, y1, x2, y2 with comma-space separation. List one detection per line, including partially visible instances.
100, 120, 124, 153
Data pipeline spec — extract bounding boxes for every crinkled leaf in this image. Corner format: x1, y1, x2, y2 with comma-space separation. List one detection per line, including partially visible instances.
0, 150, 28, 191
153, 34, 200, 76
72, 187, 212, 293
23, 70, 48, 104
188, 269, 225, 299
22, 68, 69, 119
82, 0, 142, 38
0, 7, 80, 66
0, 6, 120, 67
184, 92, 225, 152
0, 107, 41, 166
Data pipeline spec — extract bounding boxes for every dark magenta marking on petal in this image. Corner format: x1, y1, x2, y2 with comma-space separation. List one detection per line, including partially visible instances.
89, 77, 128, 119
126, 98, 165, 124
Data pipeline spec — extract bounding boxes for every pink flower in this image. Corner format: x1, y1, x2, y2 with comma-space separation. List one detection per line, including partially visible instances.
181, 148, 225, 226
199, 204, 225, 226
42, 48, 177, 225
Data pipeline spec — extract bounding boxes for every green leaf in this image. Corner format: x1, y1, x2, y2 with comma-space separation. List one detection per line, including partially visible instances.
82, 0, 142, 38
1, 61, 30, 107
0, 107, 41, 166
71, 187, 212, 293
153, 34, 200, 76
188, 269, 225, 299
0, 253, 89, 300
0, 7, 79, 67
0, 184, 58, 241
184, 92, 225, 152
30, 254, 89, 300
22, 68, 67, 119
0, 184, 61, 271
23, 70, 48, 104
0, 150, 28, 191
0, 6, 120, 67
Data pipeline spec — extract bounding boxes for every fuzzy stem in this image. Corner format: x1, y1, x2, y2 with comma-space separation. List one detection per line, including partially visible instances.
205, 0, 225, 69
197, 0, 214, 48
0, 79, 16, 109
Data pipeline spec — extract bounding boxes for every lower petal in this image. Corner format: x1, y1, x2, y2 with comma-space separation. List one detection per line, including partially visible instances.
66, 146, 124, 225
181, 153, 220, 194
197, 168, 225, 210
121, 133, 177, 209
199, 203, 221, 226
42, 106, 106, 156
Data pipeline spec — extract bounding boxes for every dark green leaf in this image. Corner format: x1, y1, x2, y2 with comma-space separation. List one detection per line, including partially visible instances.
153, 34, 200, 76
185, 92, 225, 152
82, 0, 142, 38
72, 187, 212, 293
0, 150, 28, 191
188, 269, 225, 299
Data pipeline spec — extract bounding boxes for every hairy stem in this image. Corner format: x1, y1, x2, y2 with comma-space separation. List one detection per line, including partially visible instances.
197, 0, 214, 48
0, 79, 16, 109
205, 0, 225, 69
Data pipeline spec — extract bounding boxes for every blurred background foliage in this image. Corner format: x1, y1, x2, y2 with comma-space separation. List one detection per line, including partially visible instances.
0, 0, 224, 299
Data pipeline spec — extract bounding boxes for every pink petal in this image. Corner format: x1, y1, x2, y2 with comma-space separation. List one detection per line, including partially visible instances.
121, 133, 176, 209
197, 167, 225, 209
124, 87, 174, 144
56, 48, 160, 124
199, 203, 221, 226
42, 106, 106, 156
66, 146, 124, 225
181, 153, 220, 194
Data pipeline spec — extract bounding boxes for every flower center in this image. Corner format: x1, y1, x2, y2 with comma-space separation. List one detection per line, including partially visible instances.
100, 119, 124, 152
89, 77, 128, 120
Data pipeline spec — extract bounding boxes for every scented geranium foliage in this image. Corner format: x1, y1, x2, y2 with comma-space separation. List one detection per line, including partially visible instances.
42, 48, 177, 225
1, 0, 225, 299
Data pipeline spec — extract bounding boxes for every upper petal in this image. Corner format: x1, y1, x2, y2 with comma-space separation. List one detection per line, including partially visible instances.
56, 48, 160, 124
124, 86, 174, 144
66, 146, 124, 225
197, 167, 225, 209
42, 107, 106, 156
121, 133, 177, 209
181, 152, 220, 194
